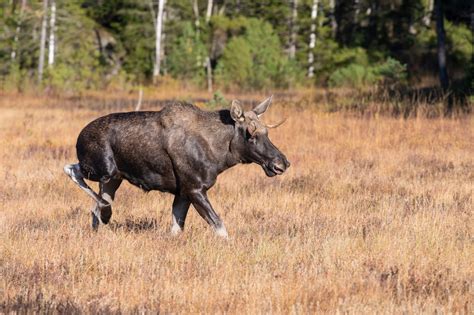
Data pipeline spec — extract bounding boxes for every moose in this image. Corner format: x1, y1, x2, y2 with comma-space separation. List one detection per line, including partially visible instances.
64, 96, 290, 237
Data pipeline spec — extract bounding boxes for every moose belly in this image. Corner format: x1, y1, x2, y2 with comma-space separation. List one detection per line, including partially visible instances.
121, 170, 177, 193
114, 154, 177, 194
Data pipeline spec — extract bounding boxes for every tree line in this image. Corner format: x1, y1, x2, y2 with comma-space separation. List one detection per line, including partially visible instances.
0, 0, 471, 93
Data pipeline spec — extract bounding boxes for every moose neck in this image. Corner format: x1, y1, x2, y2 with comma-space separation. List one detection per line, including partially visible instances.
228, 123, 250, 167
212, 109, 245, 173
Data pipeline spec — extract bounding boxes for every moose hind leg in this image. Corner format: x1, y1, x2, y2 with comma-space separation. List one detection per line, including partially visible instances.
99, 179, 122, 224
89, 179, 122, 229
63, 163, 109, 208
171, 195, 191, 235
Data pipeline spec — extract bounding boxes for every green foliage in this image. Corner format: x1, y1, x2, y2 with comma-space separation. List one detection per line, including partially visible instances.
0, 0, 41, 79
216, 37, 253, 88
314, 45, 370, 83
329, 57, 407, 88
210, 15, 248, 35
329, 64, 375, 88
2, 63, 22, 91
216, 18, 297, 90
46, 1, 103, 91
113, 1, 154, 80
445, 22, 472, 66
331, 47, 370, 67
374, 57, 408, 86
415, 21, 472, 76
167, 21, 207, 84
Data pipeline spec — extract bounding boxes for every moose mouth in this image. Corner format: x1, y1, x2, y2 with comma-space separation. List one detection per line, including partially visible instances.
262, 163, 285, 177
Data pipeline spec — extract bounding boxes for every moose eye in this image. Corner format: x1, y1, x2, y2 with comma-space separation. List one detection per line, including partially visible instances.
249, 136, 257, 145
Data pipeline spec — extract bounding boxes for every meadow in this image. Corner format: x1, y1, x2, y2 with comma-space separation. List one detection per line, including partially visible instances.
0, 92, 472, 313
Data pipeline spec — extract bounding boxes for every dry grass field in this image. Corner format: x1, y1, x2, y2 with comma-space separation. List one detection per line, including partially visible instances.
0, 93, 472, 313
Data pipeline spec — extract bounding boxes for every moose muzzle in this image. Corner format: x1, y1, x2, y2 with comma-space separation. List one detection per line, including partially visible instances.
264, 156, 290, 177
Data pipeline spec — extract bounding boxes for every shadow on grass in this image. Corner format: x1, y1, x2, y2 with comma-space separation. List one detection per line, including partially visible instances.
0, 292, 133, 314
109, 217, 159, 233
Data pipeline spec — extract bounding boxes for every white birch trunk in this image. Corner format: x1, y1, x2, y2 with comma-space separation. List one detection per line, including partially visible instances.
48, 0, 56, 67
289, 0, 298, 59
192, 0, 203, 69
307, 0, 318, 78
206, 0, 213, 23
38, 0, 48, 83
423, 0, 434, 26
193, 0, 201, 37
153, 0, 165, 80
11, 0, 27, 60
161, 6, 167, 75
193, 0, 200, 30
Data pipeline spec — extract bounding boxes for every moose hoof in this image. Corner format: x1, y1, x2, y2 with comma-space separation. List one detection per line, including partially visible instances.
170, 227, 183, 236
215, 226, 228, 239
100, 206, 112, 224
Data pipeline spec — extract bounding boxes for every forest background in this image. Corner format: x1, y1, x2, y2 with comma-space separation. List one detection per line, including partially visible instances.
0, 0, 472, 114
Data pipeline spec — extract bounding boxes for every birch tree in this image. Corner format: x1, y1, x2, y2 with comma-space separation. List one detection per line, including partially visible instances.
288, 0, 297, 59
149, 0, 165, 76
11, 0, 27, 61
307, 0, 318, 78
38, 0, 49, 83
206, 0, 213, 23
193, 0, 200, 32
48, 0, 56, 67
423, 0, 434, 26
205, 0, 214, 91
153, 0, 165, 81
192, 0, 205, 82
161, 7, 167, 75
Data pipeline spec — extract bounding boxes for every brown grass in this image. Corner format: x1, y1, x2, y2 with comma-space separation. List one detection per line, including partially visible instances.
0, 93, 472, 313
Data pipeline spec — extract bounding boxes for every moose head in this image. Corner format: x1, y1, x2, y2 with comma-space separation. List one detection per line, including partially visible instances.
230, 96, 290, 177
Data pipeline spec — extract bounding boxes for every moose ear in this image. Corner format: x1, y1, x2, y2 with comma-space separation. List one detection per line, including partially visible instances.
253, 95, 273, 117
230, 100, 245, 122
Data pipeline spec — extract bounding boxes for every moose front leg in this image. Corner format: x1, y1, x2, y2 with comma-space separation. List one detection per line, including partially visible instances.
171, 195, 190, 235
188, 189, 228, 238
